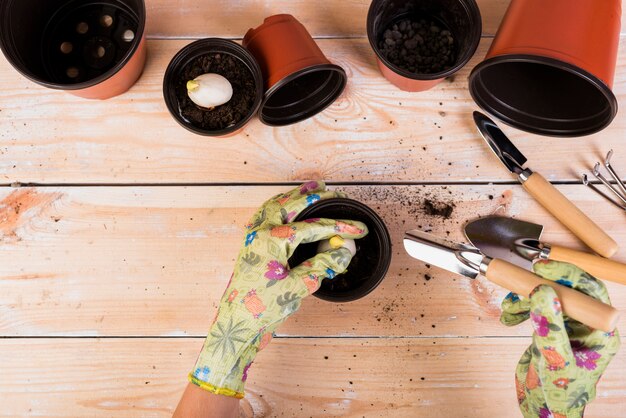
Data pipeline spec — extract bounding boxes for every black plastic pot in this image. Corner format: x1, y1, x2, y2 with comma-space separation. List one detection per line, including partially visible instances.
367, 0, 482, 92
163, 38, 264, 137
0, 0, 147, 99
289, 198, 392, 302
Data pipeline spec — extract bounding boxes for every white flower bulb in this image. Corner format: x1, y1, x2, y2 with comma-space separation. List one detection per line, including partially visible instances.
186, 73, 233, 109
317, 235, 357, 256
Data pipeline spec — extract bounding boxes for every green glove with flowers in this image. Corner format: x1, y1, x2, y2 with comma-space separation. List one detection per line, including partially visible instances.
501, 261, 620, 418
190, 181, 368, 398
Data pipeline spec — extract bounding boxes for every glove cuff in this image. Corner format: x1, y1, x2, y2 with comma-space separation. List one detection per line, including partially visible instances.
188, 373, 245, 399
190, 309, 261, 398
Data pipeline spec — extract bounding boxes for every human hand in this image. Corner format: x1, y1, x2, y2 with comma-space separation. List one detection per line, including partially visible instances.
189, 181, 368, 398
501, 261, 620, 418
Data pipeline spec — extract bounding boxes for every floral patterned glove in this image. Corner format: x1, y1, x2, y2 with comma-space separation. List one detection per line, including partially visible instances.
190, 181, 368, 398
501, 261, 620, 418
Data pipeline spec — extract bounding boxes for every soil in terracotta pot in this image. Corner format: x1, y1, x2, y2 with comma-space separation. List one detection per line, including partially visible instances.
378, 18, 456, 74
176, 53, 256, 130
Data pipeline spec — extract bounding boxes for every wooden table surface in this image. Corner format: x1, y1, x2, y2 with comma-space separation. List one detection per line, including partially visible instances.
1, 1, 625, 417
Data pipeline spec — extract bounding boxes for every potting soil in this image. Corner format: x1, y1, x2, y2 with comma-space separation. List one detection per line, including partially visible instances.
176, 53, 256, 130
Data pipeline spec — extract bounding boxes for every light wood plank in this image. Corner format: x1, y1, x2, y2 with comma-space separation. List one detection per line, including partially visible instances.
2, 185, 625, 337
0, 337, 624, 417
1, 39, 625, 184
143, 0, 626, 39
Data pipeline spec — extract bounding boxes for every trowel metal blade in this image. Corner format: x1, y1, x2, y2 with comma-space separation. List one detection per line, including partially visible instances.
463, 216, 544, 270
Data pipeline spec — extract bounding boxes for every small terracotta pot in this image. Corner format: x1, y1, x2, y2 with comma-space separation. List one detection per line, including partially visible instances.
163, 38, 264, 137
243, 14, 347, 126
0, 0, 147, 100
288, 198, 392, 303
367, 0, 482, 92
469, 0, 621, 137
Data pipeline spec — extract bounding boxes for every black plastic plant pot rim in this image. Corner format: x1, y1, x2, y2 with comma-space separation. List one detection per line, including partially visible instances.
0, 0, 146, 90
469, 55, 618, 137
366, 0, 482, 81
289, 198, 392, 303
162, 38, 264, 137
259, 63, 347, 126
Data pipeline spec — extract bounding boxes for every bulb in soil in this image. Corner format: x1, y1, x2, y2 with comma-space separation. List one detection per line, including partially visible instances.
187, 73, 233, 109
317, 235, 357, 256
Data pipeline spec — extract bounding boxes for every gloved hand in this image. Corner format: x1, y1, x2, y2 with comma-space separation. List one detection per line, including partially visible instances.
190, 181, 368, 398
501, 261, 620, 418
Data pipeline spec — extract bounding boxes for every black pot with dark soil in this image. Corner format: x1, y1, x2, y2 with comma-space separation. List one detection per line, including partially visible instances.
288, 198, 392, 302
163, 38, 263, 136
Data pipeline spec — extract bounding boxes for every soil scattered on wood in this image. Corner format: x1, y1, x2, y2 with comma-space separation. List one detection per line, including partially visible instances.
176, 53, 256, 131
423, 199, 455, 219
378, 18, 456, 74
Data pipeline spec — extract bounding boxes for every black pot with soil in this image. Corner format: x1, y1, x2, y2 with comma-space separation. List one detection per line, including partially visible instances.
288, 198, 392, 302
163, 38, 263, 136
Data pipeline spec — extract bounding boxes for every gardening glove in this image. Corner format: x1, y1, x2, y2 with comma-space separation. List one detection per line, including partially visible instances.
501, 261, 620, 418
189, 181, 368, 398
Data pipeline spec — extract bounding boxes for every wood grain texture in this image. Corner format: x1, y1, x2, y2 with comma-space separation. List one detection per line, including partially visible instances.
0, 337, 624, 417
1, 38, 625, 184
2, 185, 625, 337
143, 0, 626, 39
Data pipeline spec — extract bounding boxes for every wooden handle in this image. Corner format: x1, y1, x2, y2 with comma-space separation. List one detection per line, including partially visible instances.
486, 259, 620, 332
550, 245, 626, 286
523, 172, 618, 258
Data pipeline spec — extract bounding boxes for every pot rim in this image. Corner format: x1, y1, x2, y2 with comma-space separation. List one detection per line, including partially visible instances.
162, 38, 264, 137
469, 54, 619, 137
0, 0, 147, 91
366, 0, 482, 81
293, 197, 392, 302
258, 63, 347, 126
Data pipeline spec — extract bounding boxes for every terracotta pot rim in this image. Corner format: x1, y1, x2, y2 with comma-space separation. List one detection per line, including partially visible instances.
259, 63, 347, 126
0, 0, 147, 91
366, 0, 482, 81
469, 54, 618, 137
162, 38, 264, 137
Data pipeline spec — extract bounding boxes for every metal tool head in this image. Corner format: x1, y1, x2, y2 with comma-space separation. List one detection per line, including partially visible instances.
473, 111, 528, 175
464, 216, 544, 269
403, 230, 484, 279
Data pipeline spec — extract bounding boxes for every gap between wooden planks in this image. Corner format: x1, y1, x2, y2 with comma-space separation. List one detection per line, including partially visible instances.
142, 0, 626, 39
0, 38, 625, 184
1, 184, 625, 338
0, 337, 624, 418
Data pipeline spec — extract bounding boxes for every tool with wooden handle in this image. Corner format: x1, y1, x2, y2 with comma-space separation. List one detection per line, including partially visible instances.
465, 216, 626, 286
474, 111, 618, 258
404, 229, 620, 332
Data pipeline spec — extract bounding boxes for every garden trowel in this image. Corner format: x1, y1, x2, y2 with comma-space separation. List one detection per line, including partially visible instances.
474, 111, 618, 258
403, 229, 619, 332
465, 216, 626, 286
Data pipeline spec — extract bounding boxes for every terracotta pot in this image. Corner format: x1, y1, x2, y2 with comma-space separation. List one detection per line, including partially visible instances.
0, 0, 147, 100
367, 0, 482, 92
288, 198, 392, 302
243, 14, 347, 126
469, 0, 621, 137
163, 38, 264, 137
